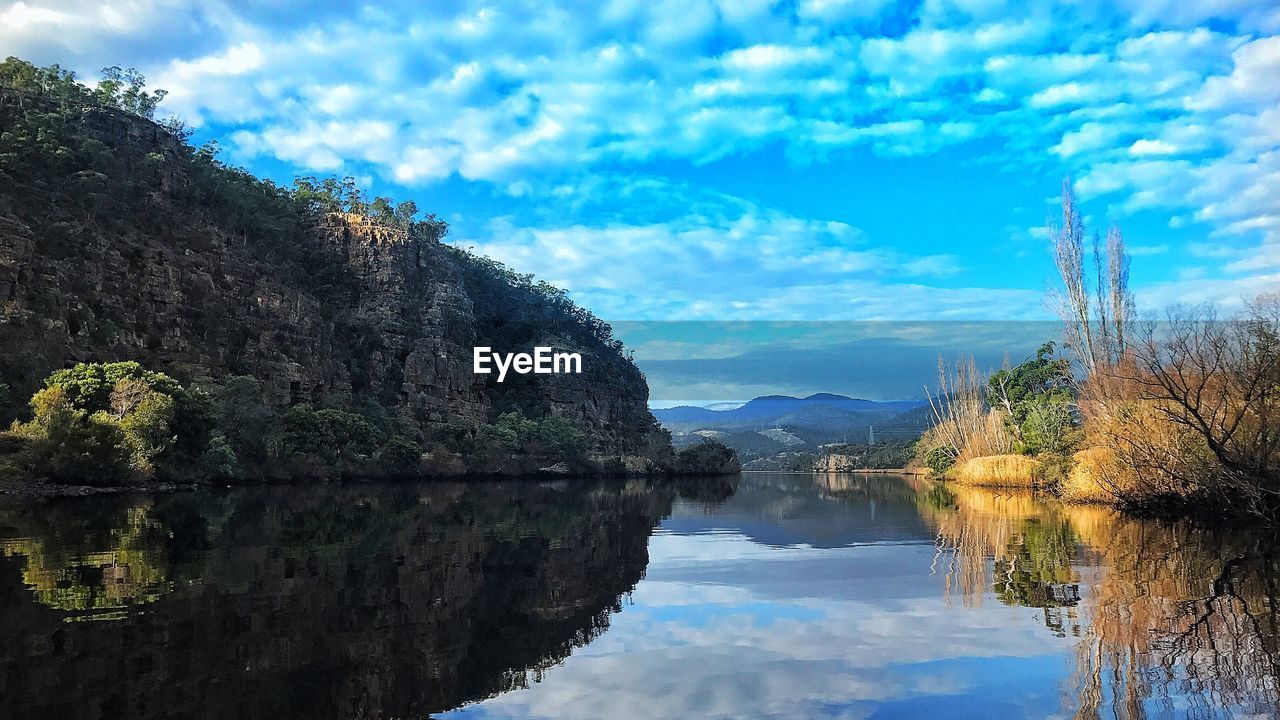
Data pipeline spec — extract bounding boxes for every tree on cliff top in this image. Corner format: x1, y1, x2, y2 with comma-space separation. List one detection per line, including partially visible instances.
0, 57, 164, 117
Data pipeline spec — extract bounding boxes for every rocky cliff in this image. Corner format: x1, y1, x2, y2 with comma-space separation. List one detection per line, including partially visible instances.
0, 90, 661, 460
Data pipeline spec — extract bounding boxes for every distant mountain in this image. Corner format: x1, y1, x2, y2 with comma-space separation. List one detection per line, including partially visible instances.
653, 393, 926, 431
657, 393, 932, 464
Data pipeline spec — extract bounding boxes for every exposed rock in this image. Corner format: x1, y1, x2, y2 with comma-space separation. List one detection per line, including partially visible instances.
814, 454, 860, 472
0, 99, 658, 456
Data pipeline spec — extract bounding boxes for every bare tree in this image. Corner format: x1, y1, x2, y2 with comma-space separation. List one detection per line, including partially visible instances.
1128, 295, 1280, 519
1093, 229, 1112, 365
1107, 225, 1134, 358
1051, 179, 1133, 378
925, 356, 1014, 461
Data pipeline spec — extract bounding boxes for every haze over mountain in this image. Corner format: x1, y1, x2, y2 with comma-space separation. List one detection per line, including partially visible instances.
654, 393, 925, 431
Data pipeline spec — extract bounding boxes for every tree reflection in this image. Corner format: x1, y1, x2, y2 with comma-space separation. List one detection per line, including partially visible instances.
1066, 510, 1280, 719
0, 478, 704, 720
915, 479, 1280, 718
0, 499, 184, 619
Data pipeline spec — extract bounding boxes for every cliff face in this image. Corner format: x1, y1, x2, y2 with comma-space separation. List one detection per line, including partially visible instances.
0, 95, 656, 454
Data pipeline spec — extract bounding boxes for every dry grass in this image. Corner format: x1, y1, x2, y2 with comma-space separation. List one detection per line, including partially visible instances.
949, 453, 1041, 487
924, 356, 1016, 466
1077, 366, 1215, 506
1059, 447, 1121, 504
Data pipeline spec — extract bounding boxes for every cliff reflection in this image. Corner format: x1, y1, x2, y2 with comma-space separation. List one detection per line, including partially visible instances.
917, 479, 1280, 718
0, 478, 704, 720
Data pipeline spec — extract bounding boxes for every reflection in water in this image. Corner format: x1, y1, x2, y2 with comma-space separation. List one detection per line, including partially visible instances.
0, 479, 735, 719
913, 479, 1280, 718
1, 501, 177, 619
1063, 508, 1280, 719
1, 474, 1277, 718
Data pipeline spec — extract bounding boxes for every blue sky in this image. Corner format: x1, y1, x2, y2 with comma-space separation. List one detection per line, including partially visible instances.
4, 0, 1277, 325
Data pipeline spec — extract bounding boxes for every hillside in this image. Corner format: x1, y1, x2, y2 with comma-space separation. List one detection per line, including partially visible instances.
0, 59, 670, 480
656, 393, 926, 437
660, 393, 929, 469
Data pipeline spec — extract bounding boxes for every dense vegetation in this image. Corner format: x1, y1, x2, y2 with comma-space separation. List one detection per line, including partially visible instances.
0, 57, 674, 484
820, 440, 917, 470
0, 362, 415, 483
673, 439, 741, 475
917, 179, 1280, 524
0, 361, 632, 484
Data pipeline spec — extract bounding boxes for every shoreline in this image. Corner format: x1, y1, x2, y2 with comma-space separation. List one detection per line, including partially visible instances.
741, 468, 925, 475
0, 469, 742, 499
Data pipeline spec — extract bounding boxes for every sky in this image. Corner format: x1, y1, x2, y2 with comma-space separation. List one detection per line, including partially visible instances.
3, 0, 1278, 401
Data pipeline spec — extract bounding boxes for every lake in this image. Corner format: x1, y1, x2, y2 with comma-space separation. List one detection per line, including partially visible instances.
0, 473, 1275, 719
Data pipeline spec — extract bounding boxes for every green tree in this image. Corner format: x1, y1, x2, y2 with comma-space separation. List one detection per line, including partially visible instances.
200, 434, 239, 478
675, 440, 739, 475
282, 405, 380, 463
13, 386, 131, 483
987, 343, 1079, 455
213, 376, 279, 469
42, 361, 181, 414
9, 363, 213, 481
110, 384, 177, 475
394, 200, 418, 228
375, 435, 422, 473
534, 414, 588, 459
95, 66, 167, 118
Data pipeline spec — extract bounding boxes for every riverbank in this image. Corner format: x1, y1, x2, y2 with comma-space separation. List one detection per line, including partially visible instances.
0, 464, 742, 498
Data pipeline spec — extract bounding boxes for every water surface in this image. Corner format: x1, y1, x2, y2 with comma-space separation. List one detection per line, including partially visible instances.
0, 474, 1276, 719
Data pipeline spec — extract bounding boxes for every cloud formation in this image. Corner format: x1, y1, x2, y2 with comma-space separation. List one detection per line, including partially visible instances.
2, 0, 1276, 319
440, 530, 1075, 719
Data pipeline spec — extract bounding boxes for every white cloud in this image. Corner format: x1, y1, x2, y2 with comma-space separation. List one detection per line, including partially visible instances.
1052, 123, 1125, 158
721, 44, 828, 71
4, 0, 1278, 317
452, 180, 1041, 320
1128, 138, 1178, 156
1188, 35, 1280, 110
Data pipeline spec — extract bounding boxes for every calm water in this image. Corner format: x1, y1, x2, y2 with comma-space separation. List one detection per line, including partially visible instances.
1, 474, 1277, 719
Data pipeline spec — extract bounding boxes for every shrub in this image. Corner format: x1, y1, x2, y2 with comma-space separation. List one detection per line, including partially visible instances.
375, 435, 422, 473
1060, 448, 1122, 504
449, 411, 592, 466
110, 383, 177, 476
533, 414, 587, 459
950, 454, 1042, 488
4, 363, 222, 483
200, 434, 238, 479
41, 361, 181, 414
922, 442, 957, 474
282, 405, 379, 463
213, 376, 278, 470
15, 386, 131, 484
1078, 366, 1218, 511
675, 440, 740, 475
1018, 396, 1080, 456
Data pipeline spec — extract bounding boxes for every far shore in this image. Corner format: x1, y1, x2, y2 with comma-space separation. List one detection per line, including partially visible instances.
741, 468, 926, 475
